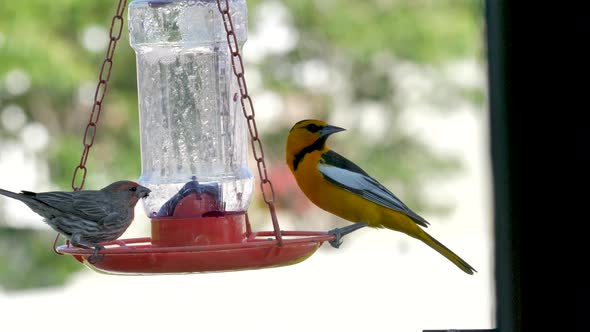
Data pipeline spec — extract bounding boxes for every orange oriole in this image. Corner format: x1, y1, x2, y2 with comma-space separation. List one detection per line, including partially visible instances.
286, 119, 476, 274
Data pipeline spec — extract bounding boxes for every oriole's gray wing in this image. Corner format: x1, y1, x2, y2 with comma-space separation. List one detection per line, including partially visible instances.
319, 150, 430, 227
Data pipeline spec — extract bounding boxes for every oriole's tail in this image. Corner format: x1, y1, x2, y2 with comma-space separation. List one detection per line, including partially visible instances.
420, 230, 477, 275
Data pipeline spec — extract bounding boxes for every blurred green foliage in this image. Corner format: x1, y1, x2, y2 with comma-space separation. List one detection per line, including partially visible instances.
0, 0, 484, 290
283, 0, 483, 63
0, 227, 81, 290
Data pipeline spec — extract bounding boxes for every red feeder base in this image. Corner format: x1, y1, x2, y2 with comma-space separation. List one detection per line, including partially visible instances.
56, 193, 335, 274
56, 231, 333, 274
151, 213, 247, 247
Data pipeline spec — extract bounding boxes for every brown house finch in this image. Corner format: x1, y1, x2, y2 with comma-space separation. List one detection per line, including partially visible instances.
0, 180, 150, 261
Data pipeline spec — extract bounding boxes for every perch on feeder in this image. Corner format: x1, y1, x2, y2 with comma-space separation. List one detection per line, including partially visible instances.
56, 0, 337, 274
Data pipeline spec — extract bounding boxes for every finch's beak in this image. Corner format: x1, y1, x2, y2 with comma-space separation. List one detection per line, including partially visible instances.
138, 187, 151, 199
320, 125, 346, 137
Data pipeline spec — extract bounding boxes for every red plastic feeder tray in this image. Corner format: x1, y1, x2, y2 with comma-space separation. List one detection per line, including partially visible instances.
56, 230, 333, 275
56, 193, 335, 274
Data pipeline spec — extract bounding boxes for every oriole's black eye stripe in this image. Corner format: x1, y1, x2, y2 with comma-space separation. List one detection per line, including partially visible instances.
130, 187, 137, 192
306, 124, 322, 133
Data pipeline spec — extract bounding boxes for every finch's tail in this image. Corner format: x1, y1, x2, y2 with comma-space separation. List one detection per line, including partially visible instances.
419, 230, 477, 275
0, 188, 23, 200
0, 188, 40, 206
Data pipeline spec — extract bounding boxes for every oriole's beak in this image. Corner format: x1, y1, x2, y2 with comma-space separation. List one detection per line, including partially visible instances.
320, 125, 346, 137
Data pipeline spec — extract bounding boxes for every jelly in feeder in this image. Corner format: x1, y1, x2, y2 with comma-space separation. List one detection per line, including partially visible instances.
57, 0, 336, 274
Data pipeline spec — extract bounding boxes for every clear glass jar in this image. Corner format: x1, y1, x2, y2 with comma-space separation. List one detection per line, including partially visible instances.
128, 0, 252, 218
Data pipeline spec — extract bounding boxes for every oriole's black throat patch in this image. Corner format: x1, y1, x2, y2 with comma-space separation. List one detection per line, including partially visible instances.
293, 136, 328, 171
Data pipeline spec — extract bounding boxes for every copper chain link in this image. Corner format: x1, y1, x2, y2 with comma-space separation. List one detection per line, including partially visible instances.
71, 0, 128, 192
215, 0, 283, 245
56, 0, 128, 254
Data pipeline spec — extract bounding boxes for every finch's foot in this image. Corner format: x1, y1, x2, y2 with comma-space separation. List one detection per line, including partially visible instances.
87, 245, 105, 264
327, 222, 368, 248
70, 235, 104, 263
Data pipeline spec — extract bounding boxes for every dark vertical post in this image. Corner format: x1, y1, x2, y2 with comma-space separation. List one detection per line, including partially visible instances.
485, 1, 519, 332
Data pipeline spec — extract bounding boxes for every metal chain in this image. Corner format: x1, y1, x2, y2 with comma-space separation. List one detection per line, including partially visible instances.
55, 0, 128, 254
71, 0, 128, 192
215, 0, 283, 246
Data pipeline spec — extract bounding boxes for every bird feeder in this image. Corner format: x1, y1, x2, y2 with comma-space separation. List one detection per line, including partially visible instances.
56, 0, 335, 274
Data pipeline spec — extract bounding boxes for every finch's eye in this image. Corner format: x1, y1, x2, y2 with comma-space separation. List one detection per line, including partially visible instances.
306, 124, 321, 132
130, 187, 137, 192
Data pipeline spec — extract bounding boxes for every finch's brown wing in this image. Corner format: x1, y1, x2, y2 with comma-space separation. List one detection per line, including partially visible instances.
71, 191, 115, 221
30, 191, 76, 214
34, 190, 114, 222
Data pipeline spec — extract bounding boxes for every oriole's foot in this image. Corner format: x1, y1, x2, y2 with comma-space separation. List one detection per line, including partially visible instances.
327, 222, 368, 248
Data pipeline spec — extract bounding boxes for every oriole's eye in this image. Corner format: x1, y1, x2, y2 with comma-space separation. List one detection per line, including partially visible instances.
306, 124, 321, 132
129, 187, 137, 192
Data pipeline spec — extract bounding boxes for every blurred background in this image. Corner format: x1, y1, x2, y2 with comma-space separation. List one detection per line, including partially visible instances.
0, 0, 492, 331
